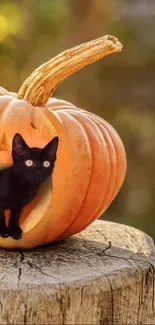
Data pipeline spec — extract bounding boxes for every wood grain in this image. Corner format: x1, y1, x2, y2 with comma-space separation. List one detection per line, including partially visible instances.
0, 219, 154, 324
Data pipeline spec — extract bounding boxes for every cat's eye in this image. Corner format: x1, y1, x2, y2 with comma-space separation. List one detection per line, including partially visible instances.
25, 159, 33, 167
43, 161, 50, 168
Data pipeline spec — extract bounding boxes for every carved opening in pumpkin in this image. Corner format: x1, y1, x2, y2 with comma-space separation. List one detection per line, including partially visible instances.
0, 112, 57, 235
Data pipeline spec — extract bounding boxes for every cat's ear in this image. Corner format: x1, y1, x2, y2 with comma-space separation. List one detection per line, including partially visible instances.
44, 136, 59, 161
12, 133, 29, 161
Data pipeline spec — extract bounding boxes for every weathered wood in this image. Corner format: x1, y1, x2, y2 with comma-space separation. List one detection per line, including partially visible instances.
0, 220, 154, 324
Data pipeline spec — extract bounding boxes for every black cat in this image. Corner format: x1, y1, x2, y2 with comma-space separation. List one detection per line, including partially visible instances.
0, 133, 59, 240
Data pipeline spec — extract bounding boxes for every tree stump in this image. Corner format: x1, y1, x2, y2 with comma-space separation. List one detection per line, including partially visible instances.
0, 220, 154, 324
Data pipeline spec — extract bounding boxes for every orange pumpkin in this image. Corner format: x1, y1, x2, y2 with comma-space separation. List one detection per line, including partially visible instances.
0, 35, 127, 249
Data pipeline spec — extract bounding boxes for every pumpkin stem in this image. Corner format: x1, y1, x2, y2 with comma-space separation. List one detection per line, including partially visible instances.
18, 35, 123, 107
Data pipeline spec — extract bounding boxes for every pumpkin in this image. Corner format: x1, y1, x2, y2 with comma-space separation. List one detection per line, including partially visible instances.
0, 35, 127, 249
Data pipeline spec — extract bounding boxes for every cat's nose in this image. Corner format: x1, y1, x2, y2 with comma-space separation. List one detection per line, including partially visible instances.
36, 170, 42, 181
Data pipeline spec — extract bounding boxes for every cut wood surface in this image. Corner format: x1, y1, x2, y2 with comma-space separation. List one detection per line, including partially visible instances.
0, 219, 154, 324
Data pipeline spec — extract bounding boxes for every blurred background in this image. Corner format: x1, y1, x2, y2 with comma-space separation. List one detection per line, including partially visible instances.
0, 0, 155, 239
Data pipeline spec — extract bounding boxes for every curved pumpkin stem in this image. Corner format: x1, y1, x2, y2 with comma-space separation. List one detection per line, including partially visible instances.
18, 35, 123, 107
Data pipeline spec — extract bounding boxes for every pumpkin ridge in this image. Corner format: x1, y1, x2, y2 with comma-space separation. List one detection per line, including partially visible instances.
99, 118, 126, 193
88, 115, 118, 205
50, 103, 118, 179
58, 111, 111, 239
42, 110, 93, 242
69, 113, 118, 235
79, 124, 118, 231
87, 112, 126, 198
81, 110, 126, 195
99, 124, 118, 206
75, 112, 126, 232
91, 121, 117, 205
47, 98, 77, 110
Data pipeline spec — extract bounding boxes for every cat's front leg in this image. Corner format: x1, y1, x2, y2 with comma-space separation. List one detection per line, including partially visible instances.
0, 206, 8, 238
8, 206, 23, 240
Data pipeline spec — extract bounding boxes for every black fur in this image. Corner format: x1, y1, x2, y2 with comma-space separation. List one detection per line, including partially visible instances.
0, 133, 58, 240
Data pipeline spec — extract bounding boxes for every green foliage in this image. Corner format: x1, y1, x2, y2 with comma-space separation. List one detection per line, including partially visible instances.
0, 2, 21, 42
33, 0, 71, 35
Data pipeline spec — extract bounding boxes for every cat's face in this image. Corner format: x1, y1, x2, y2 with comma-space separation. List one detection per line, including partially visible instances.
12, 133, 59, 185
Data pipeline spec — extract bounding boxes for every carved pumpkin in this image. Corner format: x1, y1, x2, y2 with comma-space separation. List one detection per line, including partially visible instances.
0, 35, 127, 249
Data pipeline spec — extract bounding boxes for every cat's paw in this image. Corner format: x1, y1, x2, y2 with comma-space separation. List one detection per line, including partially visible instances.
0, 224, 9, 238
9, 226, 23, 240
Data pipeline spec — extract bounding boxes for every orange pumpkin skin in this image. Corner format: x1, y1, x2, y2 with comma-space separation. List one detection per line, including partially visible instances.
0, 90, 126, 249
43, 98, 127, 241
